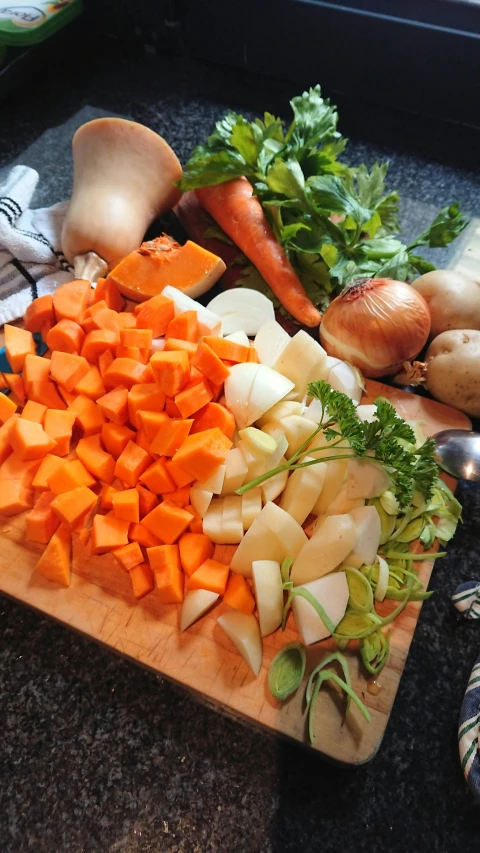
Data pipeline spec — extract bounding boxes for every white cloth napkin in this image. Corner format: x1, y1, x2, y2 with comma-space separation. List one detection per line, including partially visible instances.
0, 165, 74, 325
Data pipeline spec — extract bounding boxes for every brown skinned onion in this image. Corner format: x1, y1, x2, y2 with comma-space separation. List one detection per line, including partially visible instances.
319, 278, 431, 378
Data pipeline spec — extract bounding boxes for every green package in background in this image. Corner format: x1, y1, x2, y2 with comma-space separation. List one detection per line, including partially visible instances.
0, 1, 82, 47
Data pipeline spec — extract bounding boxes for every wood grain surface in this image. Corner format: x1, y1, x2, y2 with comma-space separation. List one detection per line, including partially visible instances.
0, 380, 471, 764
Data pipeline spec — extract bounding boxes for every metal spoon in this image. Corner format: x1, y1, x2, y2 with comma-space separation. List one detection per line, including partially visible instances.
434, 430, 480, 482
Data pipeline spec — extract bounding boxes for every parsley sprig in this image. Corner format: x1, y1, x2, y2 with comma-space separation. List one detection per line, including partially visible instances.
236, 381, 438, 508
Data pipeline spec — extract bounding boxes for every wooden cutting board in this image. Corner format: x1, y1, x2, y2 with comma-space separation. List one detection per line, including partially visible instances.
0, 380, 471, 764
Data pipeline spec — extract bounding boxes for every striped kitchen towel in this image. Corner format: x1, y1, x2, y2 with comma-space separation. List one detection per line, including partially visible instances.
458, 656, 480, 805
452, 582, 480, 803
0, 165, 74, 325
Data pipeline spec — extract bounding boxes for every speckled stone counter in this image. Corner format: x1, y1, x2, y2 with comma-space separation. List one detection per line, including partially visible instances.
1, 38, 480, 853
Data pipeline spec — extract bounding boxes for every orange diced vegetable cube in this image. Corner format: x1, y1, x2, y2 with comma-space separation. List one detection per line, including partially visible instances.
25, 490, 60, 543
223, 574, 255, 615
68, 394, 105, 435
4, 324, 36, 373
174, 380, 213, 419
113, 541, 144, 572
127, 383, 165, 428
191, 402, 235, 439
47, 459, 96, 495
112, 488, 140, 523
191, 341, 230, 385
129, 562, 154, 599
142, 500, 193, 544
150, 350, 190, 397
136, 484, 159, 517
76, 434, 115, 484
46, 319, 85, 354
101, 423, 136, 459
138, 459, 176, 494
21, 400, 47, 424
96, 386, 129, 425
91, 511, 130, 554
114, 440, 151, 487
44, 409, 77, 456
149, 418, 193, 457
0, 480, 34, 515
50, 485, 97, 528
9, 418, 56, 460
35, 523, 71, 586
102, 357, 147, 390
32, 453, 65, 491
0, 392, 17, 424
188, 558, 229, 595
173, 427, 232, 482
178, 532, 214, 577
128, 522, 162, 548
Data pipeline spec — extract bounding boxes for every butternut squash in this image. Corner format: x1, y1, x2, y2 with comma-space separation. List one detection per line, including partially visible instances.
61, 118, 183, 280
108, 235, 226, 302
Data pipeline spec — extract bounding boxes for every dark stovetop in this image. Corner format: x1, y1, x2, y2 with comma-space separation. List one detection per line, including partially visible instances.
1, 37, 480, 853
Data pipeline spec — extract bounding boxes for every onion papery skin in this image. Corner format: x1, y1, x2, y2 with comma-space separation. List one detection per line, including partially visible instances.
319, 278, 431, 378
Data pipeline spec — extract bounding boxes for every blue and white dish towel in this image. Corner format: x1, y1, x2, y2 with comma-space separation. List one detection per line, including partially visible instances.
453, 581, 480, 804
0, 165, 74, 325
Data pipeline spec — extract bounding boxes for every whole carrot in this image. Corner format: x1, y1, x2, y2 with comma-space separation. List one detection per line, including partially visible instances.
195, 178, 322, 328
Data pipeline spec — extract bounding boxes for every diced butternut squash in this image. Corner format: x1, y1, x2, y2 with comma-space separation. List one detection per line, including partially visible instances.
166, 310, 198, 343
120, 328, 152, 350
116, 345, 150, 364
185, 503, 203, 534
129, 521, 162, 548
46, 319, 85, 354
76, 434, 115, 484
103, 357, 147, 390
164, 458, 195, 488
203, 336, 250, 363
32, 453, 65, 491
29, 379, 66, 410
164, 398, 182, 418
110, 236, 225, 301
35, 523, 71, 586
3, 374, 26, 406
96, 386, 129, 425
90, 306, 122, 335
99, 483, 120, 511
4, 325, 36, 373
129, 562, 154, 599
50, 351, 90, 391
53, 279, 91, 322
74, 366, 105, 400
0, 480, 34, 515
147, 543, 181, 572
94, 277, 125, 312
174, 380, 212, 419
188, 558, 229, 596
9, 418, 56, 460
24, 294, 54, 334
101, 423, 136, 459
98, 349, 114, 378
21, 400, 47, 424
81, 329, 119, 364
68, 394, 105, 436
142, 500, 193, 544
173, 427, 232, 482
163, 486, 190, 507
137, 410, 169, 442
114, 441, 151, 486
25, 491, 60, 543
47, 459, 96, 495
150, 350, 190, 397
191, 402, 235, 439
134, 293, 175, 337
139, 459, 175, 495
163, 337, 197, 358
136, 484, 159, 517
0, 392, 17, 424
149, 418, 193, 457
223, 573, 255, 615
113, 541, 143, 572
0, 453, 40, 487
0, 414, 18, 465
91, 511, 130, 554
154, 562, 184, 605
127, 384, 165, 428
191, 341, 230, 385
23, 354, 50, 395
44, 409, 77, 456
178, 532, 214, 577
112, 488, 139, 523
50, 485, 97, 528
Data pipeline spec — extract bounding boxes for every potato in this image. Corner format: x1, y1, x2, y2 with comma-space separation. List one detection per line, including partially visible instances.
425, 329, 480, 417
412, 271, 480, 339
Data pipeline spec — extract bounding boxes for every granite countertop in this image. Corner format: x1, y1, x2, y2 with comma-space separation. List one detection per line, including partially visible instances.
1, 37, 480, 853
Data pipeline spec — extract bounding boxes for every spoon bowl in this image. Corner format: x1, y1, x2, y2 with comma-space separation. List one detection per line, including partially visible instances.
434, 430, 480, 482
